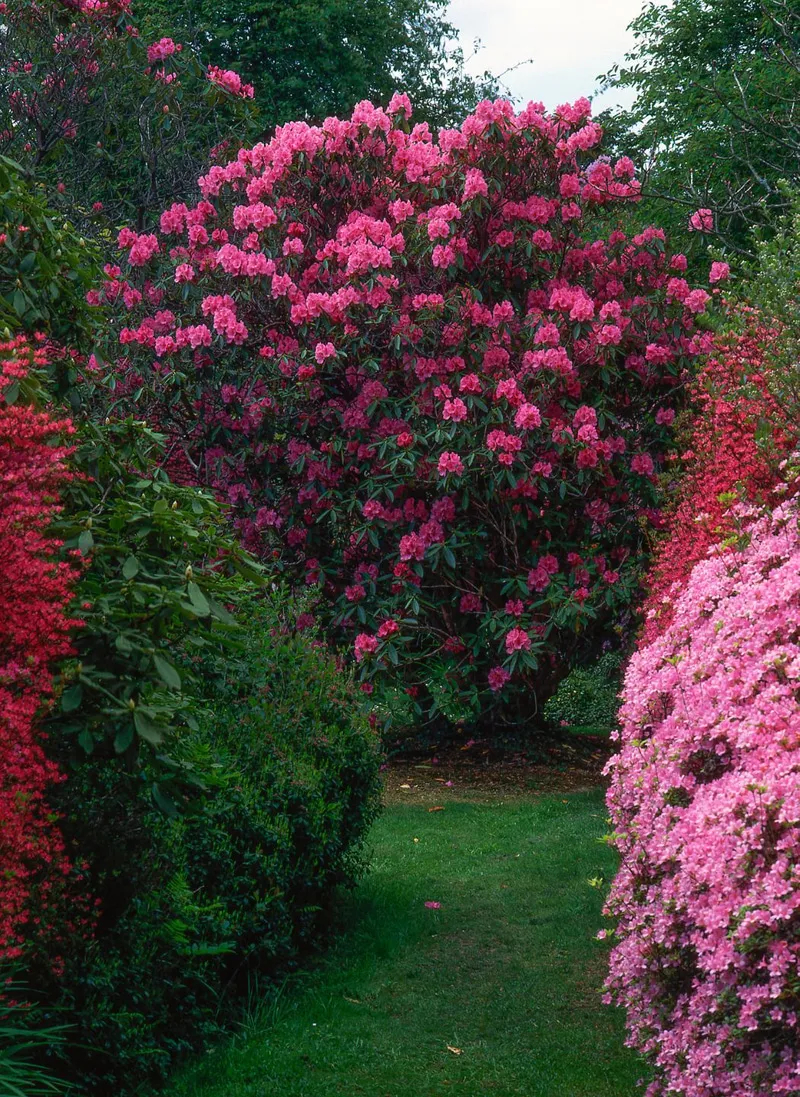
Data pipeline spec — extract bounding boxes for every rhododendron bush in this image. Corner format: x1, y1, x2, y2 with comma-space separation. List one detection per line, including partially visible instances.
0, 335, 88, 977
102, 94, 714, 722
604, 495, 800, 1097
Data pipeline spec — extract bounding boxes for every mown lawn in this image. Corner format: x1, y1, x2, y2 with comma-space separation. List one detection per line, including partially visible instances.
167, 785, 641, 1097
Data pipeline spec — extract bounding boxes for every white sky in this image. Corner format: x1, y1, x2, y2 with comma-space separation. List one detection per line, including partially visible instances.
447, 0, 646, 113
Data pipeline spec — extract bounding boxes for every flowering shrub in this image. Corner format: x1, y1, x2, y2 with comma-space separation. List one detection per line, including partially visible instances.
642, 309, 795, 641
101, 95, 714, 723
604, 496, 800, 1096
0, 335, 87, 976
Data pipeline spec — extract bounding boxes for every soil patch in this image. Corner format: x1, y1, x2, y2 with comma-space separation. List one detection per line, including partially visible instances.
382, 734, 612, 805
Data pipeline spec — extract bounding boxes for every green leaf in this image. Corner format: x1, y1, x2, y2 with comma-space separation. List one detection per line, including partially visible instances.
443, 546, 456, 568
153, 653, 182, 691
187, 581, 210, 616
12, 288, 27, 316
61, 684, 83, 712
78, 529, 94, 555
152, 783, 179, 817
207, 596, 237, 626
122, 555, 140, 579
3, 379, 19, 405
78, 729, 94, 754
114, 725, 135, 753
134, 710, 165, 745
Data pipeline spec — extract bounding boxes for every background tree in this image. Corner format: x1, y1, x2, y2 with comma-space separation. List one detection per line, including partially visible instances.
135, 0, 499, 129
1, 0, 260, 231
598, 0, 800, 254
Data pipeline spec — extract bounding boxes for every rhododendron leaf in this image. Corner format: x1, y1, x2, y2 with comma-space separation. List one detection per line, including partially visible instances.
122, 555, 140, 580
3, 379, 19, 405
78, 529, 94, 555
153, 654, 182, 691
152, 783, 179, 817
114, 725, 135, 753
78, 729, 94, 754
443, 547, 456, 568
186, 581, 210, 616
153, 498, 169, 515
61, 684, 83, 713
206, 597, 237, 626
134, 710, 165, 745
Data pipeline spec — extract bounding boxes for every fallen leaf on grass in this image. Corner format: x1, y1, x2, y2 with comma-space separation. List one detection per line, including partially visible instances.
446, 1046, 462, 1055
343, 997, 361, 1004
399, 783, 412, 789
428, 805, 445, 812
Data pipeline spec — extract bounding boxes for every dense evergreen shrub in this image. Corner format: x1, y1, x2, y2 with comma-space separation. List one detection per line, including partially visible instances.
48, 595, 381, 1094
543, 651, 622, 731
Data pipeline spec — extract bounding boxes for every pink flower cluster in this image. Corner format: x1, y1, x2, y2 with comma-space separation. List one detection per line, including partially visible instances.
605, 499, 800, 1096
207, 65, 254, 100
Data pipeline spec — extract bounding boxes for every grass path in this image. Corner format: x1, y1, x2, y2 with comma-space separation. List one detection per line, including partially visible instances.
168, 786, 640, 1097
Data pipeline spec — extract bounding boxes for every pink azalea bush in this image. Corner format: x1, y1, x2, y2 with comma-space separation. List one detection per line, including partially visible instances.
605, 496, 800, 1096
99, 94, 714, 722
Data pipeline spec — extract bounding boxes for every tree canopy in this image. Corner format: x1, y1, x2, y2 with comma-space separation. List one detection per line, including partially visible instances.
136, 0, 498, 130
598, 0, 800, 252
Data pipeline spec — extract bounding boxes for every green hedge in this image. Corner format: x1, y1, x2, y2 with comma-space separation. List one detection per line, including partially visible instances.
47, 597, 382, 1095
543, 651, 624, 733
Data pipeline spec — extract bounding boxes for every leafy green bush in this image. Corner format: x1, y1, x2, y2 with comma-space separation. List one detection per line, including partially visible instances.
0, 156, 100, 351
47, 594, 381, 1095
543, 651, 623, 732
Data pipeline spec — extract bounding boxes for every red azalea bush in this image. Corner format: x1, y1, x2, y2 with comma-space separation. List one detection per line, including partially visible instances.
100, 94, 714, 723
0, 335, 88, 976
604, 492, 800, 1097
641, 307, 796, 641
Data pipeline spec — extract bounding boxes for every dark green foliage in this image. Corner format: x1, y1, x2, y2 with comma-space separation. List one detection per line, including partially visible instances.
48, 416, 263, 815
47, 596, 382, 1095
0, 985, 69, 1097
543, 652, 623, 733
598, 0, 800, 254
1, 1, 260, 233
0, 156, 100, 348
137, 0, 498, 129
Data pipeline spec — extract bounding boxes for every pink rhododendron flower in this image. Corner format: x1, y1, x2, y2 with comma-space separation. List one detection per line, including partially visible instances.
314, 341, 336, 364
630, 453, 654, 475
353, 633, 378, 661
488, 666, 511, 692
709, 261, 730, 284
505, 627, 531, 654
689, 207, 714, 232
442, 397, 467, 422
437, 451, 464, 476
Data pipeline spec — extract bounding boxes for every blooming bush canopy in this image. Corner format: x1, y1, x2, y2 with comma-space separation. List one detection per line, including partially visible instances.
641, 307, 795, 642
605, 494, 800, 1096
0, 336, 88, 975
101, 94, 714, 722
